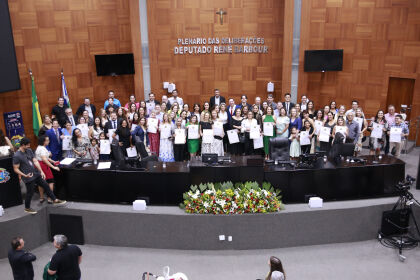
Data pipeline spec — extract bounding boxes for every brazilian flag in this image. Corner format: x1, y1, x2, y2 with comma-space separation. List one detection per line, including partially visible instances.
31, 74, 42, 136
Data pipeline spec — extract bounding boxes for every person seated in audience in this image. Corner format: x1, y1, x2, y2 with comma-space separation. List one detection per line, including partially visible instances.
159, 113, 175, 162
39, 114, 52, 137
81, 110, 94, 126
300, 120, 314, 155
51, 97, 69, 127
71, 128, 91, 159
210, 88, 226, 109
46, 119, 63, 161
267, 93, 277, 110
64, 108, 78, 127
35, 135, 60, 204
368, 110, 388, 156
106, 97, 119, 115
241, 111, 259, 155
236, 94, 252, 111
104, 90, 121, 108
146, 92, 160, 116
132, 117, 150, 158
76, 97, 96, 119
113, 119, 131, 157
168, 89, 184, 107
345, 112, 359, 145
333, 116, 349, 144
300, 94, 308, 111
289, 126, 300, 159
266, 256, 285, 280
0, 128, 14, 155
173, 117, 187, 161
124, 94, 140, 112
89, 117, 104, 140
282, 93, 294, 116
388, 114, 409, 157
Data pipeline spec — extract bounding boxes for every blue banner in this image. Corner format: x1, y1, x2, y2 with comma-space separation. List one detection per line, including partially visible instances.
3, 111, 25, 147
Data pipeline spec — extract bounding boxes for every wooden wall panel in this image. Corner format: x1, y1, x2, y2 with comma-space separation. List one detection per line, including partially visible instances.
299, 0, 420, 141
0, 0, 134, 140
147, 0, 285, 107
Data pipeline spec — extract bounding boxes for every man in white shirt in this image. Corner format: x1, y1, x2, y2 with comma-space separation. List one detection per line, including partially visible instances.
168, 89, 183, 107
300, 95, 308, 111
146, 93, 160, 116
209, 89, 226, 109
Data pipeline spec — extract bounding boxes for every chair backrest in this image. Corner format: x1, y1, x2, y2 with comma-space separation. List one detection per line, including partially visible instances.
269, 137, 290, 161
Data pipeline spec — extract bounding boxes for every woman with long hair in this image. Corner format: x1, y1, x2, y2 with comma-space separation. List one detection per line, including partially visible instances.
200, 111, 212, 154
241, 111, 259, 155
35, 135, 60, 203
200, 102, 210, 120
158, 113, 174, 162
39, 115, 53, 137
211, 109, 224, 156
113, 119, 131, 156
99, 108, 109, 127
262, 106, 276, 159
88, 117, 104, 140
147, 111, 160, 156
0, 128, 14, 153
71, 128, 91, 159
354, 107, 368, 156
320, 111, 336, 154
266, 256, 285, 280
306, 100, 315, 119
127, 102, 138, 122
288, 108, 302, 133
276, 107, 289, 139
192, 103, 201, 123
138, 106, 147, 119
229, 108, 244, 155
368, 110, 388, 156
186, 114, 200, 158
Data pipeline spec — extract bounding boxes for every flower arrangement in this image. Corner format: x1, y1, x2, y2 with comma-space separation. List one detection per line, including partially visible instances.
180, 181, 283, 214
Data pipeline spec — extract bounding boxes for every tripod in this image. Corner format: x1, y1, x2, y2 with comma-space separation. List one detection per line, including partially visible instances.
378, 176, 420, 262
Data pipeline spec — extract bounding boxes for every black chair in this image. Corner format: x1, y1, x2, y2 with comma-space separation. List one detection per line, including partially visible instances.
269, 137, 290, 162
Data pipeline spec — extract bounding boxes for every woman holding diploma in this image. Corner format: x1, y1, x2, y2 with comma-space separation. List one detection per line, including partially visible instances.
300, 120, 314, 154
113, 119, 132, 156
218, 103, 229, 151
262, 106, 276, 159
186, 115, 200, 158
61, 121, 75, 158
320, 112, 336, 153
211, 110, 224, 156
71, 128, 92, 159
288, 108, 302, 133
147, 111, 160, 156
332, 117, 348, 143
354, 108, 368, 156
98, 132, 111, 161
132, 117, 150, 157
230, 108, 244, 155
252, 105, 263, 126
276, 107, 289, 139
88, 117, 104, 140
200, 112, 213, 154
313, 110, 324, 152
173, 117, 186, 161
241, 111, 259, 155
368, 110, 388, 156
158, 113, 175, 162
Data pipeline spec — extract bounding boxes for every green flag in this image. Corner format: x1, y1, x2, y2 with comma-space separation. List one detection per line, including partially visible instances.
31, 74, 42, 136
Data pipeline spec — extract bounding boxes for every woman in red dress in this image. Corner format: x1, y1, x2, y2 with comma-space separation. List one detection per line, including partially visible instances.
147, 111, 160, 156
35, 135, 60, 203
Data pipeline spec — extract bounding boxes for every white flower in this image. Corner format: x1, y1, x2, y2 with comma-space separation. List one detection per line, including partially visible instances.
217, 199, 226, 207
232, 201, 238, 209
203, 202, 209, 208
205, 190, 213, 195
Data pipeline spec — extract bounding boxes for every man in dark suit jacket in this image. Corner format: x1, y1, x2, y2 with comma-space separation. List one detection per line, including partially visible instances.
8, 237, 36, 280
282, 93, 295, 116
75, 98, 96, 119
209, 89, 226, 109
64, 108, 78, 127
104, 112, 119, 139
46, 120, 62, 161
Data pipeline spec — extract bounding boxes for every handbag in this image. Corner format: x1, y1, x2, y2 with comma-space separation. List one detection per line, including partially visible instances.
239, 133, 246, 143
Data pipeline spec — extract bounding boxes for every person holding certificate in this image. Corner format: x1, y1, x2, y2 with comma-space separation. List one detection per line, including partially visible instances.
288, 108, 302, 133
354, 108, 368, 156
289, 127, 300, 159
262, 106, 276, 159
368, 110, 388, 156
276, 107, 289, 139
71, 128, 92, 159
147, 111, 160, 156
158, 113, 175, 162
88, 117, 104, 140
98, 132, 111, 160
211, 110, 225, 156
300, 120, 314, 154
388, 114, 409, 157
241, 111, 259, 155
132, 117, 150, 158
186, 115, 200, 158
113, 119, 132, 156
332, 117, 348, 144
229, 108, 244, 155
61, 121, 75, 158
313, 110, 324, 152
320, 112, 335, 154
200, 111, 213, 154
173, 117, 187, 161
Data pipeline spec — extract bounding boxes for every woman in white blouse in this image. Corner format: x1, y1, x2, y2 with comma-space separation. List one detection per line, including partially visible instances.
35, 135, 60, 204
241, 111, 259, 155
88, 117, 104, 140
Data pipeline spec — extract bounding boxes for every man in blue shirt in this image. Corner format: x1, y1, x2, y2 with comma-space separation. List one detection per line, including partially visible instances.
103, 90, 121, 108
388, 114, 409, 157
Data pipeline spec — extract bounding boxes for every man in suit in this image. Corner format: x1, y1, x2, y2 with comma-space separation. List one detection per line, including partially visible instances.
146, 92, 160, 115
104, 112, 119, 139
209, 89, 226, 109
46, 120, 62, 161
282, 93, 295, 116
8, 237, 36, 280
64, 108, 78, 127
76, 98, 96, 119
227, 98, 236, 121
161, 95, 171, 110
236, 95, 252, 111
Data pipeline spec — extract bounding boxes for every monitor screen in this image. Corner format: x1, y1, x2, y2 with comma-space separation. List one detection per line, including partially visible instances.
304, 49, 343, 72
0, 1, 20, 93
94, 53, 135, 76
